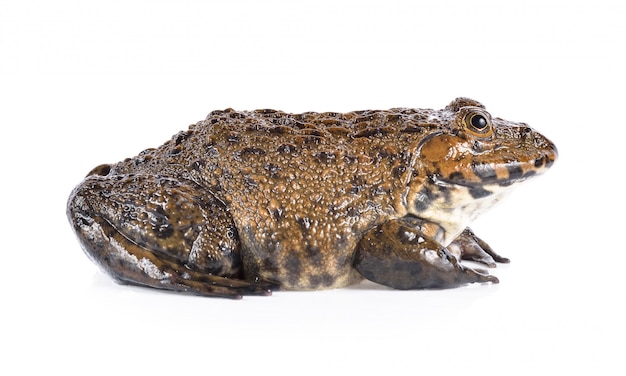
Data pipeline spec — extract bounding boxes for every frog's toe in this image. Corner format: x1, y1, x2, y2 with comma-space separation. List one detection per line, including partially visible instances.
92, 245, 277, 299
170, 273, 276, 299
450, 228, 510, 268
463, 265, 499, 284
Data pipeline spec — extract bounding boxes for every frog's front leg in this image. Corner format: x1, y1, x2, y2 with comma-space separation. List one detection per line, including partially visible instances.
353, 219, 498, 289
447, 228, 510, 268
67, 171, 275, 299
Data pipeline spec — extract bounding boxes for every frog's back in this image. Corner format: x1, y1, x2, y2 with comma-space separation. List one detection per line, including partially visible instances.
182, 108, 441, 289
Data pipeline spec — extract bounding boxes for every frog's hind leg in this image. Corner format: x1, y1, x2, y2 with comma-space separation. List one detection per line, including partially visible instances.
67, 174, 275, 299
353, 219, 498, 290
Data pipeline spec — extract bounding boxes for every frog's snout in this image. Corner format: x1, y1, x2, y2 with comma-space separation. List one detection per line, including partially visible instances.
517, 124, 558, 171
534, 132, 558, 170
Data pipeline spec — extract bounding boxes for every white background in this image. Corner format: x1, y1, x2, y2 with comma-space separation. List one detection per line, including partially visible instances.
1, 0, 624, 374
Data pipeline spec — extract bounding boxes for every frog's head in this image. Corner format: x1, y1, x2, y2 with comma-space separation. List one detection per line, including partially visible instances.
406, 98, 558, 242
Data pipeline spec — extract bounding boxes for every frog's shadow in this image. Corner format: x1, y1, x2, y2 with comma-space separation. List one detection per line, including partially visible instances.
90, 271, 392, 294
89, 267, 503, 297
346, 279, 394, 291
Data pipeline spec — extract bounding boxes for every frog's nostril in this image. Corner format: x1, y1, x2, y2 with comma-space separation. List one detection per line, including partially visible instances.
87, 164, 112, 177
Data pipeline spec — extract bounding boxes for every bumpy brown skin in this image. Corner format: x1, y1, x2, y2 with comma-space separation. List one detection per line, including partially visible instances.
67, 98, 557, 298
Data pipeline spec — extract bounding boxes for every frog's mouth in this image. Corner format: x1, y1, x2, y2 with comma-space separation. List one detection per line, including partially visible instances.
435, 151, 556, 199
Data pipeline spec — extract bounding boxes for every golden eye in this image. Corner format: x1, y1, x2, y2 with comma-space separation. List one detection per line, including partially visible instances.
463, 111, 493, 137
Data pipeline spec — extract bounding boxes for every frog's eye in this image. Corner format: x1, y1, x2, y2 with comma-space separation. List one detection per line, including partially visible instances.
463, 111, 493, 137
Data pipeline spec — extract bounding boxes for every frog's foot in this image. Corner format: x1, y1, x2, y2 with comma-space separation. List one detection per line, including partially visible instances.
67, 174, 277, 299
72, 210, 276, 298
353, 219, 498, 290
449, 228, 510, 268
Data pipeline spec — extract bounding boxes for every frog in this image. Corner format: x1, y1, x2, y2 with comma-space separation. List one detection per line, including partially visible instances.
67, 97, 557, 299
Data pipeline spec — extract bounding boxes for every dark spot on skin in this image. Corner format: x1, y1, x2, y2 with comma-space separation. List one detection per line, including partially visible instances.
191, 160, 205, 171
264, 163, 281, 177
239, 147, 266, 156
498, 169, 536, 187
472, 163, 497, 182
507, 163, 524, 181
154, 223, 174, 239
304, 245, 322, 263
174, 131, 191, 145
296, 135, 322, 145
243, 175, 258, 188
206, 147, 220, 158
205, 137, 216, 149
134, 154, 153, 166
229, 112, 246, 119
472, 141, 483, 152
259, 109, 277, 114
535, 155, 549, 168
209, 109, 226, 116
283, 256, 303, 285
313, 151, 336, 163
393, 165, 407, 178
346, 206, 359, 217
227, 133, 240, 142
448, 171, 465, 182
148, 206, 174, 238
308, 273, 335, 288
259, 257, 278, 276
372, 185, 389, 195
226, 226, 238, 240
343, 155, 359, 164
354, 114, 375, 123
349, 176, 367, 194
400, 125, 425, 133
414, 186, 437, 212
269, 125, 292, 134
468, 186, 492, 199
295, 215, 311, 231
270, 206, 283, 220
385, 114, 402, 122
352, 127, 392, 138
277, 144, 298, 155
534, 156, 545, 168
306, 130, 325, 138
169, 146, 182, 156
375, 147, 396, 160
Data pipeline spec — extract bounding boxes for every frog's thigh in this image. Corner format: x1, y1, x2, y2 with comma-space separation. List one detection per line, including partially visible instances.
353, 219, 498, 289
67, 174, 273, 298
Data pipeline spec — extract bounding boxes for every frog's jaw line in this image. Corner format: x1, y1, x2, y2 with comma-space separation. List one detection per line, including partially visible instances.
408, 180, 513, 246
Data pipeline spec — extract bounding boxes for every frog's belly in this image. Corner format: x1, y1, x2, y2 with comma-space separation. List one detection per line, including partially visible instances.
422, 188, 511, 246
274, 267, 364, 291
241, 244, 363, 290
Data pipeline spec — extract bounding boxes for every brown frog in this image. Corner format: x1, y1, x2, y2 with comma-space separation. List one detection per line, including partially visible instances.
67, 97, 557, 298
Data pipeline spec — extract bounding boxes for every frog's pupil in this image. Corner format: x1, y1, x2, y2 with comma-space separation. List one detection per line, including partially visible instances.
471, 115, 488, 130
